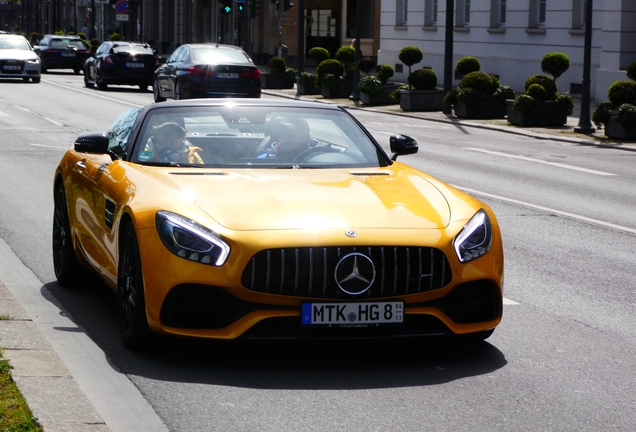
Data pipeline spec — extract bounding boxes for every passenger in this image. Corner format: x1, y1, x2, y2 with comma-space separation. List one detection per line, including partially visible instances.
257, 118, 312, 161
144, 122, 204, 164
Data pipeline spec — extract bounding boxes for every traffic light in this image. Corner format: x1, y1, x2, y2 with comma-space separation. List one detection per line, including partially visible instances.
252, 0, 261, 18
237, 0, 245, 13
220, 0, 232, 14
283, 0, 293, 11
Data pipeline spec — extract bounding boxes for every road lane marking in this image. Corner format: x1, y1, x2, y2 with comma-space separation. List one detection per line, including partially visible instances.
44, 79, 144, 108
0, 110, 9, 117
464, 147, 617, 176
503, 298, 519, 305
455, 185, 636, 235
13, 105, 31, 113
43, 117, 65, 126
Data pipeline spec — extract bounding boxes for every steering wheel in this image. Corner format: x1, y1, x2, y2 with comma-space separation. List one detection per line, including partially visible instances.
293, 145, 344, 163
254, 136, 273, 157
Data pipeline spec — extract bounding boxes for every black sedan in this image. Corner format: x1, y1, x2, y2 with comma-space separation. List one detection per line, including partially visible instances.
153, 43, 261, 102
34, 34, 90, 74
84, 41, 160, 91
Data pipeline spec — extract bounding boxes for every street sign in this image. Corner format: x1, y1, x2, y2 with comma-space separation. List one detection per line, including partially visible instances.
116, 14, 130, 22
115, 0, 129, 14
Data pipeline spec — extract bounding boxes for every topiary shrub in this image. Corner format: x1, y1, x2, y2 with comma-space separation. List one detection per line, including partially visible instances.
456, 56, 481, 75
284, 67, 297, 82
408, 68, 437, 90
377, 64, 394, 84
321, 73, 340, 91
357, 75, 384, 95
336, 46, 356, 72
612, 103, 636, 125
298, 72, 317, 87
527, 83, 549, 100
308, 47, 330, 64
358, 57, 376, 75
627, 61, 636, 81
78, 32, 87, 40
90, 38, 100, 54
495, 85, 516, 101
29, 32, 40, 45
525, 74, 557, 97
110, 33, 122, 41
316, 59, 344, 84
607, 80, 636, 107
459, 71, 499, 95
592, 100, 613, 129
512, 94, 536, 112
267, 56, 287, 73
398, 46, 424, 81
541, 52, 570, 97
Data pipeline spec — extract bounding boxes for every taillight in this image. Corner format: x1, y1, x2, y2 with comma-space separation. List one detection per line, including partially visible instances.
104, 55, 114, 65
241, 69, 261, 79
188, 65, 211, 77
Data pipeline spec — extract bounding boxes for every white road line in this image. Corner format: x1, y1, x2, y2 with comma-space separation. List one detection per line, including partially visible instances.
44, 79, 144, 108
465, 147, 617, 176
30, 143, 69, 149
0, 110, 9, 117
503, 298, 519, 305
14, 105, 31, 113
43, 117, 65, 126
454, 185, 636, 235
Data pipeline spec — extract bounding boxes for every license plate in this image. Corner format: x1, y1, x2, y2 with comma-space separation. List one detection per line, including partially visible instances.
216, 72, 239, 79
3, 65, 20, 70
126, 62, 144, 68
61, 52, 76, 57
301, 301, 404, 326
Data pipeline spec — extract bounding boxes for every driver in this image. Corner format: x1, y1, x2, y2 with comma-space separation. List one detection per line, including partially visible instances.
257, 118, 312, 162
144, 122, 204, 164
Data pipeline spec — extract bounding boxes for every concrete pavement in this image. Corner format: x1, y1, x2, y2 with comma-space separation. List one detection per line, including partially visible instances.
1, 85, 635, 432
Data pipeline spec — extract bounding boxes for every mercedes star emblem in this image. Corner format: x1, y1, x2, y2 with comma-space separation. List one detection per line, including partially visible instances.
334, 252, 376, 296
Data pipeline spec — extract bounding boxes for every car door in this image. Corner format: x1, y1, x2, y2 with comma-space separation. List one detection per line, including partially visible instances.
163, 46, 187, 97
70, 109, 139, 283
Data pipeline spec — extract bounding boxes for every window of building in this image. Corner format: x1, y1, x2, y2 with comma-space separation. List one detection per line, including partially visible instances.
425, 0, 438, 26
396, 0, 408, 26
528, 0, 547, 31
572, 0, 587, 29
538, 0, 546, 27
456, 0, 470, 26
490, 0, 506, 28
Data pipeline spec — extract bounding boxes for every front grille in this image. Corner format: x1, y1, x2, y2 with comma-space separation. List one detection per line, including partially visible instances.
0, 60, 24, 74
241, 246, 452, 299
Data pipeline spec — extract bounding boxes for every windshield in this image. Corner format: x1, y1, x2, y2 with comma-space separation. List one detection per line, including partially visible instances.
192, 47, 251, 64
129, 106, 389, 168
0, 37, 30, 50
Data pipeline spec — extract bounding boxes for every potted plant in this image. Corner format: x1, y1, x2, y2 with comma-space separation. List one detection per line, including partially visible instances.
317, 59, 348, 98
358, 64, 400, 106
399, 68, 443, 111
358, 57, 376, 76
262, 56, 294, 89
592, 64, 636, 139
297, 71, 319, 95
455, 55, 481, 80
445, 70, 514, 119
507, 52, 574, 126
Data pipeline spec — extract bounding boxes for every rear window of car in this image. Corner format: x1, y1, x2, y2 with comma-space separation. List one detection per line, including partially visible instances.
50, 39, 85, 49
192, 47, 251, 64
112, 44, 154, 55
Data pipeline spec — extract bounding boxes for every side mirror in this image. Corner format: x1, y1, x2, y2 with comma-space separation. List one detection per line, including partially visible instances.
389, 134, 419, 161
157, 56, 167, 64
74, 132, 109, 153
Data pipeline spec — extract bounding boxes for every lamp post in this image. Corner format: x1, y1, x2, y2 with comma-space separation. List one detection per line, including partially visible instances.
574, 0, 595, 133
442, 0, 454, 114
349, 0, 361, 101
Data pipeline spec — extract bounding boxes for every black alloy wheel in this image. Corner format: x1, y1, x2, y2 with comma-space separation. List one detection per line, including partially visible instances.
84, 67, 94, 88
52, 183, 87, 286
153, 79, 165, 102
118, 223, 151, 349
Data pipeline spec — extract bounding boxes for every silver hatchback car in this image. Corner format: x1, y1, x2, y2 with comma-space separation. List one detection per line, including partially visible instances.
0, 34, 41, 83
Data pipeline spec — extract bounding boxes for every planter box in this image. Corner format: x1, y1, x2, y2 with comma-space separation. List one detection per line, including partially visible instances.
399, 89, 444, 112
506, 100, 568, 126
605, 117, 636, 140
321, 79, 353, 98
261, 73, 294, 90
297, 82, 320, 95
455, 95, 506, 119
360, 84, 400, 106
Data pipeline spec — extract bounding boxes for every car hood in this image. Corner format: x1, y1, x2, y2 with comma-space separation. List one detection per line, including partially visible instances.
163, 167, 452, 231
0, 50, 38, 61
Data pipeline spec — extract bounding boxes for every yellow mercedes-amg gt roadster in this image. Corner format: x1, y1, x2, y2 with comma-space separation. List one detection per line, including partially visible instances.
53, 99, 504, 349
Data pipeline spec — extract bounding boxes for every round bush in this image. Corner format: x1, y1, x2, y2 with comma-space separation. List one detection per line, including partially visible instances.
316, 59, 344, 79
408, 68, 437, 90
336, 46, 356, 65
110, 33, 122, 41
525, 74, 557, 97
592, 100, 613, 129
526, 83, 549, 100
377, 64, 394, 84
608, 80, 636, 107
29, 32, 40, 45
308, 47, 330, 64
541, 52, 570, 79
358, 57, 376, 74
398, 46, 423, 68
459, 71, 499, 95
456, 56, 481, 75
267, 56, 287, 73
627, 61, 636, 81
357, 75, 384, 95
613, 103, 636, 125
284, 67, 297, 82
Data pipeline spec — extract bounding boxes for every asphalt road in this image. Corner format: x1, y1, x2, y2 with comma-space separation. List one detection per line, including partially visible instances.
0, 74, 635, 431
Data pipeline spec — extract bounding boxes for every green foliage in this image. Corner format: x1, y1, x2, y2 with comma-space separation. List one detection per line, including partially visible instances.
512, 94, 535, 112
344, 66, 354, 80
607, 80, 636, 107
613, 103, 636, 125
376, 64, 394, 84
358, 56, 376, 75
90, 38, 100, 54
444, 87, 460, 106
110, 33, 122, 41
459, 71, 499, 95
335, 46, 356, 65
54, 30, 64, 35
408, 68, 437, 90
555, 92, 575, 115
390, 84, 411, 103
321, 73, 340, 91
284, 67, 297, 83
29, 32, 40, 45
525, 74, 557, 97
541, 52, 570, 79
308, 47, 330, 64
495, 85, 516, 101
398, 46, 423, 77
77, 32, 87, 40
527, 83, 549, 100
456, 56, 481, 75
627, 61, 636, 81
267, 56, 287, 73
316, 59, 344, 80
0, 353, 43, 432
80, 39, 90, 50
357, 75, 384, 95
592, 100, 613, 129
298, 72, 316, 87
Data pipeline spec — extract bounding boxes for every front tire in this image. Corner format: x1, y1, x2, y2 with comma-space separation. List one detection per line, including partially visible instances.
118, 223, 151, 349
153, 79, 165, 102
84, 70, 94, 88
32, 77, 41, 83
52, 182, 87, 286
174, 81, 182, 100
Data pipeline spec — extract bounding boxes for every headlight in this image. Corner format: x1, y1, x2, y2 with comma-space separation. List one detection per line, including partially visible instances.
156, 211, 230, 266
453, 209, 492, 263
26, 58, 40, 64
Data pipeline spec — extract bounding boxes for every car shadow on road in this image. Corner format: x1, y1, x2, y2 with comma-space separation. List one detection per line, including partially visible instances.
43, 281, 507, 391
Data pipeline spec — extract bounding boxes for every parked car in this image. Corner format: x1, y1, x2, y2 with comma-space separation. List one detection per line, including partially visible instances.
34, 34, 90, 74
53, 98, 504, 349
84, 41, 160, 91
153, 43, 261, 102
0, 34, 41, 83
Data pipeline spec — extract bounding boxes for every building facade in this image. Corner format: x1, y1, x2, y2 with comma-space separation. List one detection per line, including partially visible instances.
377, 0, 636, 103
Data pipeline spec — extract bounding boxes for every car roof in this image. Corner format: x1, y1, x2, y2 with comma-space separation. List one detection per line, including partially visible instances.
44, 34, 81, 40
0, 34, 28, 39
143, 98, 342, 111
182, 43, 247, 51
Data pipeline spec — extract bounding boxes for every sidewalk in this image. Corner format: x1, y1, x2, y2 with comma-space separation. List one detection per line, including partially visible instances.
2, 85, 635, 432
